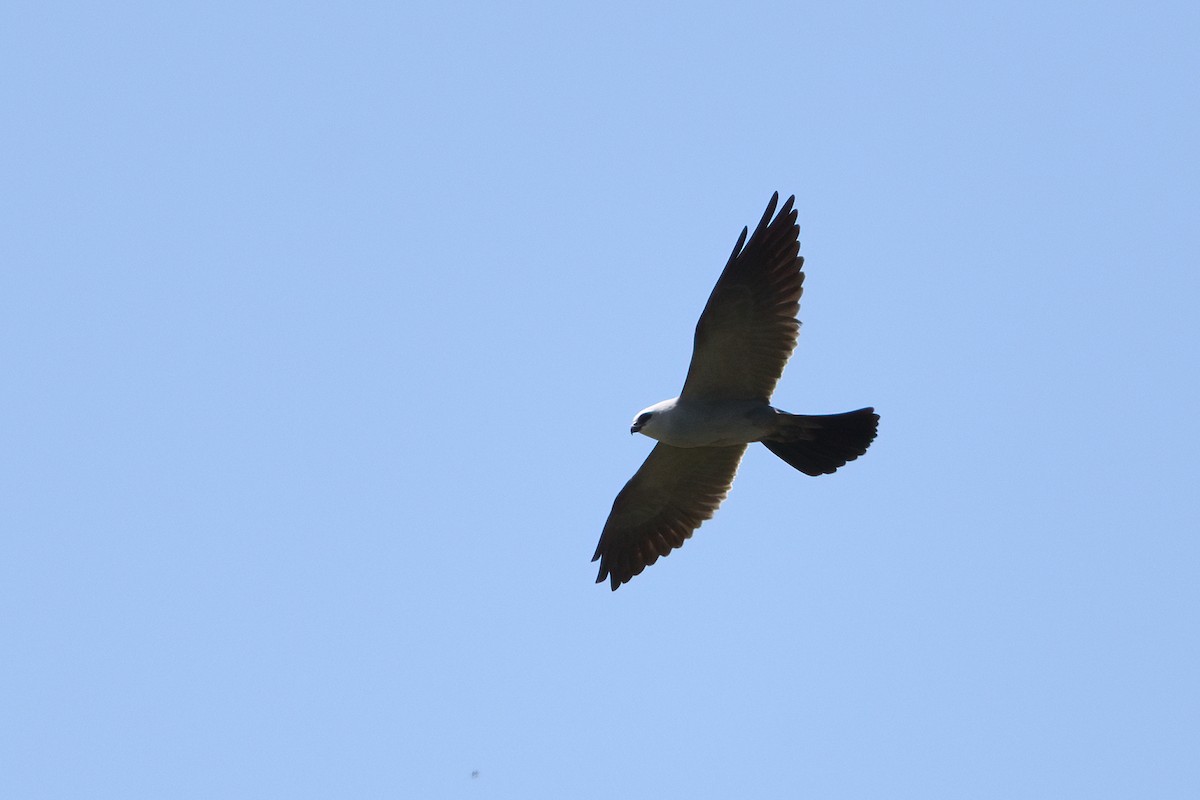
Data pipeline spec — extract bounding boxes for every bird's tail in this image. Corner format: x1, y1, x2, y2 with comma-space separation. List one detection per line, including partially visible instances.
761, 408, 879, 476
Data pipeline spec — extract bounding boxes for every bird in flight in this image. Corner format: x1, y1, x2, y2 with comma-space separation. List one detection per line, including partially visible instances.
593, 192, 878, 590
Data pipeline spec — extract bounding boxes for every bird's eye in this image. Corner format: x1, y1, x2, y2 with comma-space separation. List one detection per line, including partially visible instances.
636, 413, 652, 425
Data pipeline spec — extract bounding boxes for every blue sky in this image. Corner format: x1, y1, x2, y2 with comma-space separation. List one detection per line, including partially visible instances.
3, 2, 1198, 798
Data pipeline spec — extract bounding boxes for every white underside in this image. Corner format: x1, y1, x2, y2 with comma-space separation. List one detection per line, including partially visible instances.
634, 396, 779, 447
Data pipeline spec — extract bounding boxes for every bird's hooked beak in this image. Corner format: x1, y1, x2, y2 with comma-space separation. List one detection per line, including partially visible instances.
630, 423, 641, 435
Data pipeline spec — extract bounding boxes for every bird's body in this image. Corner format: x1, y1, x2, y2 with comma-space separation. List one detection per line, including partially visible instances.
631, 396, 777, 448
593, 193, 878, 590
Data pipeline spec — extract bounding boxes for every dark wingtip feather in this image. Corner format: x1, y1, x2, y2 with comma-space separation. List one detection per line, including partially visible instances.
778, 194, 795, 219
752, 193, 780, 240
593, 552, 632, 590
727, 226, 749, 261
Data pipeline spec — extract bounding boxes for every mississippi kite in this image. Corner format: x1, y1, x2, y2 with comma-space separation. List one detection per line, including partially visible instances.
593, 192, 878, 590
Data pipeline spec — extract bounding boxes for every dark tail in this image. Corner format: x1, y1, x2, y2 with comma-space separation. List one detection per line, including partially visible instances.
761, 407, 879, 476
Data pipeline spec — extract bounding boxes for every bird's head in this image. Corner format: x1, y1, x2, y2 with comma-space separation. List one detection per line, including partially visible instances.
630, 398, 676, 438
630, 410, 653, 435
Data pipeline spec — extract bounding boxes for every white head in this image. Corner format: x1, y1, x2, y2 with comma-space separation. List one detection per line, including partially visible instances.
629, 397, 678, 439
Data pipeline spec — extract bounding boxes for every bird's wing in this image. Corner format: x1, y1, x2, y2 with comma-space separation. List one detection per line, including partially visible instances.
593, 443, 747, 590
680, 192, 804, 402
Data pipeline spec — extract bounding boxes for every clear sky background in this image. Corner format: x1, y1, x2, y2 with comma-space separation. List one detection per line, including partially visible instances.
3, 2, 1198, 798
